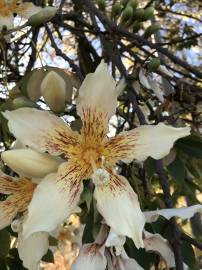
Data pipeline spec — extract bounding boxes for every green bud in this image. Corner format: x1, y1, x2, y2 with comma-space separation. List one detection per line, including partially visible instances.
132, 21, 142, 32
142, 7, 154, 21
132, 8, 144, 21
143, 22, 160, 38
12, 97, 38, 109
147, 58, 161, 72
121, 6, 133, 23
121, 0, 129, 7
127, 0, 138, 10
28, 7, 57, 27
97, 0, 106, 11
112, 3, 123, 18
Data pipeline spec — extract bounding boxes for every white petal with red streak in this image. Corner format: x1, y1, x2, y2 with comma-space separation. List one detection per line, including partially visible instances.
77, 61, 117, 119
23, 172, 83, 237
94, 173, 145, 249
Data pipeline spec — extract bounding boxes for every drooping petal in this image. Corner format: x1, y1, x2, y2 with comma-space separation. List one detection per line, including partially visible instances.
1, 149, 62, 178
104, 123, 191, 165
3, 108, 80, 157
23, 158, 90, 237
117, 250, 144, 270
71, 244, 107, 270
93, 172, 145, 249
76, 61, 119, 144
18, 231, 49, 270
144, 204, 202, 223
144, 231, 175, 268
0, 174, 36, 230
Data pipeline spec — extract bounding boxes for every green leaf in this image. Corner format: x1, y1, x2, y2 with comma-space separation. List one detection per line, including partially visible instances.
176, 135, 202, 159
167, 156, 185, 183
181, 241, 196, 269
0, 229, 11, 257
42, 249, 54, 263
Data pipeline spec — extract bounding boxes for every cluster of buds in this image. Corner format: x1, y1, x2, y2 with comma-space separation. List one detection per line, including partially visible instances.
96, 0, 160, 37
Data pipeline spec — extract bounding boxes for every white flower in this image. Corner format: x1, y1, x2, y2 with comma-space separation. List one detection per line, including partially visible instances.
3, 61, 190, 248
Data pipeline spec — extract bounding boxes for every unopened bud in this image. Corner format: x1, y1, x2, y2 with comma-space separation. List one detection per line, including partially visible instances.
28, 7, 57, 26
142, 7, 154, 21
143, 22, 160, 38
12, 97, 38, 109
147, 58, 161, 73
127, 0, 138, 10
97, 0, 106, 11
112, 3, 123, 19
40, 71, 66, 113
121, 6, 133, 23
132, 21, 142, 32
132, 8, 144, 21
1, 149, 61, 178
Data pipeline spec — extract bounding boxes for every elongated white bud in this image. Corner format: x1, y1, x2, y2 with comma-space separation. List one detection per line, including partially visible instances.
1, 149, 61, 178
40, 71, 66, 113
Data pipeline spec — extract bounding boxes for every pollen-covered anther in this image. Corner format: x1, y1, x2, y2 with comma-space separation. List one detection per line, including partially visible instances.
92, 168, 110, 186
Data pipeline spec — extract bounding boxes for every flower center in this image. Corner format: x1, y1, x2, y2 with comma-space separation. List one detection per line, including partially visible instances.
92, 168, 110, 186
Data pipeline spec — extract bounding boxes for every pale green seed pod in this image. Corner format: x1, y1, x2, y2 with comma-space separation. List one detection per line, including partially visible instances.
132, 21, 142, 32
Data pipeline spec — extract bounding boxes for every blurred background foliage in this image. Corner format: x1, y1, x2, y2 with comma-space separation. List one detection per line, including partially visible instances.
0, 0, 202, 269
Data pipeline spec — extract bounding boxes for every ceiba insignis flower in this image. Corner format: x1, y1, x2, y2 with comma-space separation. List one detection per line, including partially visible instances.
0, 0, 41, 30
2, 61, 190, 248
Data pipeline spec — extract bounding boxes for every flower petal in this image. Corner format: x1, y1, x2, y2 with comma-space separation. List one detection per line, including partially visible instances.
144, 231, 175, 268
71, 244, 107, 270
16, 3, 42, 18
94, 172, 145, 249
104, 123, 190, 164
77, 61, 120, 144
0, 174, 35, 230
3, 108, 80, 157
144, 204, 202, 223
18, 231, 49, 270
1, 149, 62, 178
23, 157, 90, 237
118, 250, 144, 270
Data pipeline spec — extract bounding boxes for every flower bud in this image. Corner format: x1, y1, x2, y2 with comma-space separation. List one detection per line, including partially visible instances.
112, 3, 123, 19
12, 97, 38, 109
40, 71, 66, 113
132, 8, 144, 21
97, 0, 106, 11
143, 22, 160, 38
132, 22, 142, 32
28, 7, 57, 27
142, 7, 154, 21
1, 149, 61, 178
120, 6, 133, 23
127, 0, 138, 10
147, 58, 161, 73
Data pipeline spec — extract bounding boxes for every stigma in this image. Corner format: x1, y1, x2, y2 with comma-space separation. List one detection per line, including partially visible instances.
92, 168, 110, 186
